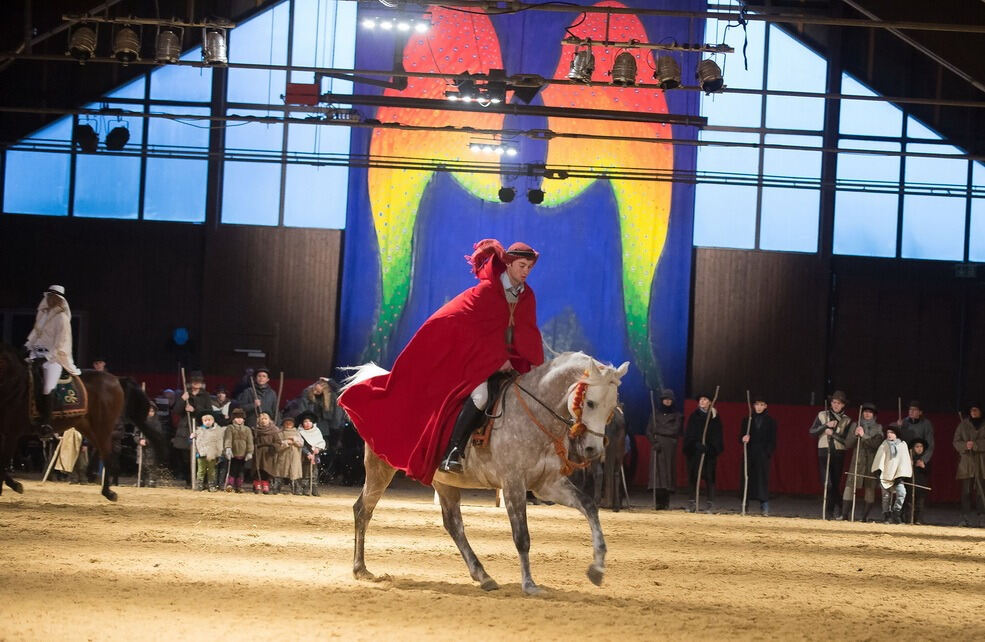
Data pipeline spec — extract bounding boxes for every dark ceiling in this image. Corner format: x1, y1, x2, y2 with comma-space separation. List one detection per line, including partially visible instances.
1, 1, 983, 154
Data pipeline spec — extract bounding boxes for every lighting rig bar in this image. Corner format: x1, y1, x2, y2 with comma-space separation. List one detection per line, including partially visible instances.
62, 14, 235, 29
559, 37, 733, 54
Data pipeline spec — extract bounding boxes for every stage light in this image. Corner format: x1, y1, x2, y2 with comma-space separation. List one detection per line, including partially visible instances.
397, 21, 411, 31
610, 51, 637, 86
362, 18, 377, 29
505, 147, 518, 157
461, 95, 472, 103
494, 146, 505, 155
74, 124, 99, 153
203, 28, 227, 65
380, 20, 393, 30
482, 145, 493, 153
498, 187, 516, 203
155, 27, 181, 63
567, 42, 595, 83
470, 143, 482, 152
527, 188, 544, 204
654, 55, 681, 89
697, 58, 724, 93
113, 25, 141, 64
414, 22, 429, 33
105, 125, 130, 150
67, 24, 97, 62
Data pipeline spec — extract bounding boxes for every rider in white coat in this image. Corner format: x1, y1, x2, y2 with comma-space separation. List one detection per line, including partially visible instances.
25, 285, 81, 424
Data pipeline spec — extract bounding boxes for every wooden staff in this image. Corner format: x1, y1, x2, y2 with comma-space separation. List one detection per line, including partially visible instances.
850, 405, 862, 522
275, 371, 285, 423
181, 367, 197, 491
309, 452, 315, 496
844, 471, 931, 491
41, 437, 64, 483
822, 399, 831, 520
136, 381, 145, 488
649, 390, 657, 510
959, 410, 985, 519
741, 390, 752, 516
249, 373, 261, 423
694, 385, 720, 511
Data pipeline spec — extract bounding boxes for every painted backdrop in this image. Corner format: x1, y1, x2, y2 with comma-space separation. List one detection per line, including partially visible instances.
338, 1, 702, 431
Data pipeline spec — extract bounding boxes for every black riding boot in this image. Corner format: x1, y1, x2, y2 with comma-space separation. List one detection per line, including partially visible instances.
439, 398, 483, 474
38, 390, 54, 426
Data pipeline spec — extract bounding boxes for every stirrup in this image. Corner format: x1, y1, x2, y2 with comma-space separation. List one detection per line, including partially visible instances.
439, 448, 464, 473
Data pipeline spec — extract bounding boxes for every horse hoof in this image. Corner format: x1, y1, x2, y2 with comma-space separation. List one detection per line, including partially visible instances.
353, 567, 376, 581
522, 582, 541, 596
102, 489, 118, 502
480, 577, 500, 592
11, 482, 24, 494
587, 564, 605, 587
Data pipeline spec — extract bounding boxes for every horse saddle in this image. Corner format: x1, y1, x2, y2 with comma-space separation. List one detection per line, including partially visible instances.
28, 366, 88, 422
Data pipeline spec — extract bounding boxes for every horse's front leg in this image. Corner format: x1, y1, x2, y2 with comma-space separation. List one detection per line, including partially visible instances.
432, 480, 498, 591
502, 481, 539, 595
534, 476, 606, 586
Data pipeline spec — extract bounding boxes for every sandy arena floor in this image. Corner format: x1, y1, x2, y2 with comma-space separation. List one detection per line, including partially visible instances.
1, 479, 984, 641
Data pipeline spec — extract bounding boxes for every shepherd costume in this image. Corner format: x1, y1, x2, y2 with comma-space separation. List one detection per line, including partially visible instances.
646, 389, 682, 509
871, 430, 913, 524
339, 240, 544, 485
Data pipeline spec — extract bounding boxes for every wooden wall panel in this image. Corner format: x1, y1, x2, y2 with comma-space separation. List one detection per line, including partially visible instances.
690, 249, 829, 405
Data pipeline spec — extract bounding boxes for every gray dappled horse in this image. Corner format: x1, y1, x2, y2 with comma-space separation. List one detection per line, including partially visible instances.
346, 352, 629, 595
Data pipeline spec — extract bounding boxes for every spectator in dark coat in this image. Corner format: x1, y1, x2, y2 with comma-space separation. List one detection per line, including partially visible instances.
646, 389, 683, 510
235, 367, 278, 428
683, 393, 723, 513
740, 394, 777, 516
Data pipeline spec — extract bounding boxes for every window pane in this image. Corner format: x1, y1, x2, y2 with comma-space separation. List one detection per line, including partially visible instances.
839, 74, 902, 138
763, 134, 821, 180
221, 161, 280, 225
971, 199, 985, 263
108, 77, 145, 100
833, 192, 898, 257
765, 26, 826, 131
905, 140, 967, 191
901, 196, 965, 260
837, 139, 901, 184
150, 47, 212, 102
225, 109, 284, 153
228, 2, 289, 104
145, 158, 207, 222
284, 165, 347, 228
760, 188, 819, 252
3, 118, 72, 215
74, 106, 143, 219
699, 18, 764, 128
694, 184, 757, 248
291, 0, 357, 92
696, 131, 759, 176
147, 105, 210, 151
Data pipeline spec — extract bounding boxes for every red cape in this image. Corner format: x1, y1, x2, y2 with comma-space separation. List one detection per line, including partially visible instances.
340, 257, 543, 484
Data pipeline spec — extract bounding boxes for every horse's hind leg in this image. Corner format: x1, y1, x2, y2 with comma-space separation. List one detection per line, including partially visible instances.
432, 480, 498, 591
0, 438, 24, 494
534, 476, 606, 586
353, 448, 396, 580
502, 481, 540, 595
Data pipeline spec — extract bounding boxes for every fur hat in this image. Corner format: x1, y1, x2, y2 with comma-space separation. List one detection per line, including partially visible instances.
966, 401, 982, 415
254, 367, 271, 377
752, 393, 768, 403
230, 407, 246, 419
860, 402, 878, 414
908, 400, 922, 410
658, 388, 675, 402
829, 390, 848, 404
295, 411, 318, 427
883, 425, 898, 438
188, 371, 204, 383
910, 437, 928, 450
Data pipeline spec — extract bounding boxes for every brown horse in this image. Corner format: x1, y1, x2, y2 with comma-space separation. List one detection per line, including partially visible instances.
0, 342, 167, 501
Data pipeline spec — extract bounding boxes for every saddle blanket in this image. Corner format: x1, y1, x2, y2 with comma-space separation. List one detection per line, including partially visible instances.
28, 369, 88, 421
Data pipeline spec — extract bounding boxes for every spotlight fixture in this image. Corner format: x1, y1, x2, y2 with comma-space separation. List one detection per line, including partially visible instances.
498, 187, 516, 203
360, 15, 431, 33
74, 123, 99, 153
112, 25, 141, 63
67, 24, 98, 63
202, 28, 227, 65
155, 27, 182, 63
654, 55, 681, 89
696, 58, 724, 93
610, 51, 637, 86
361, 18, 376, 29
527, 189, 545, 205
567, 42, 595, 83
445, 73, 479, 103
467, 140, 518, 156
105, 123, 130, 150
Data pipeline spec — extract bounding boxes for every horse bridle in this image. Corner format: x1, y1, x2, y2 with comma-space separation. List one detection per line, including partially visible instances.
511, 374, 610, 440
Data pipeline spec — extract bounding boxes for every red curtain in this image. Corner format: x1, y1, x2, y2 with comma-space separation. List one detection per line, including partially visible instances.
630, 401, 964, 503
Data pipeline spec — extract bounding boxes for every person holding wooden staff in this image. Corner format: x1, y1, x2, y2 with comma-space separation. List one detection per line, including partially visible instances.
646, 389, 682, 510
952, 402, 985, 527
741, 394, 776, 517
235, 367, 278, 428
809, 390, 853, 520
297, 411, 324, 496
684, 392, 723, 513
842, 402, 883, 522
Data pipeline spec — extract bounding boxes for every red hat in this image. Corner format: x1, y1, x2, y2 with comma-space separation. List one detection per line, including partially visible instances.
505, 242, 539, 264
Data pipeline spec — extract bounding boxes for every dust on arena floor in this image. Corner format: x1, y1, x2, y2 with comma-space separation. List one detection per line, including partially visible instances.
1, 478, 983, 640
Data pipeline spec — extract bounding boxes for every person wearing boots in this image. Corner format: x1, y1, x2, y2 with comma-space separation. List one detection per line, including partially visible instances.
646, 389, 682, 510
843, 402, 884, 522
741, 394, 777, 517
809, 390, 854, 520
296, 412, 324, 496
191, 412, 225, 492
274, 416, 304, 495
24, 285, 81, 427
909, 438, 930, 525
252, 412, 280, 495
223, 408, 254, 492
871, 425, 912, 524
683, 393, 723, 513
952, 402, 985, 527
339, 240, 543, 485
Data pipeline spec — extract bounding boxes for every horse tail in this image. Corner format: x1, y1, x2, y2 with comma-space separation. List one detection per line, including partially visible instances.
338, 363, 389, 394
118, 376, 170, 462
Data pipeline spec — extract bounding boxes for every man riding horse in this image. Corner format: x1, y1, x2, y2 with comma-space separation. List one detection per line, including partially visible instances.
25, 285, 81, 427
339, 239, 543, 483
